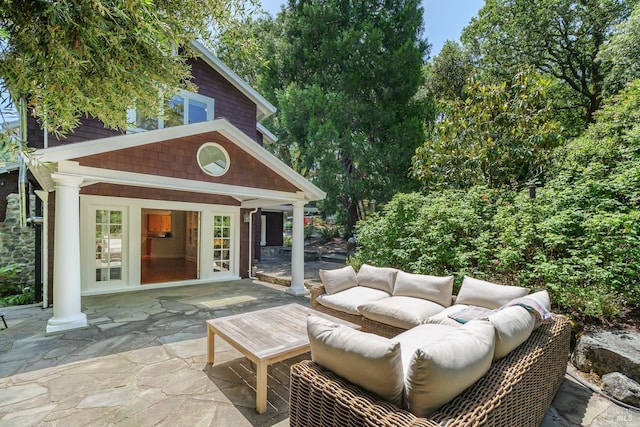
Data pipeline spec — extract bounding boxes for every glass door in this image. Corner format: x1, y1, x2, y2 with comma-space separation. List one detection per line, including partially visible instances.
213, 215, 231, 272
95, 209, 124, 283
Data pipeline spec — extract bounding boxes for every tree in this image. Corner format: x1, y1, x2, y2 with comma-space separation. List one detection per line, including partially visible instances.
423, 41, 475, 102
598, 2, 640, 97
0, 0, 255, 138
265, 0, 428, 233
413, 71, 563, 190
461, 0, 634, 127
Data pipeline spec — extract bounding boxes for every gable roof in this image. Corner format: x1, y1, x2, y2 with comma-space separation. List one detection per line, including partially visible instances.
28, 119, 325, 205
191, 41, 276, 121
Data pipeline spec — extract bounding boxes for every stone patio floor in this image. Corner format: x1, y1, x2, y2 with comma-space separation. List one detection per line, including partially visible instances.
0, 256, 638, 426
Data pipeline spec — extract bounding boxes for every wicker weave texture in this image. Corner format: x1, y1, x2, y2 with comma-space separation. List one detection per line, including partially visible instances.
290, 315, 571, 427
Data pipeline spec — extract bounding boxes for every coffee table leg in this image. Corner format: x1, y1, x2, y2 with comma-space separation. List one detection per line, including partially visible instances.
207, 326, 215, 364
256, 360, 268, 414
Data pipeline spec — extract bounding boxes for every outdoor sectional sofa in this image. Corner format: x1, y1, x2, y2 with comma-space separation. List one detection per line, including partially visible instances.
290, 264, 572, 427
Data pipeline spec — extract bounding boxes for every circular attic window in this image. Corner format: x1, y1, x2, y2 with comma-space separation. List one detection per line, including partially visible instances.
197, 143, 230, 177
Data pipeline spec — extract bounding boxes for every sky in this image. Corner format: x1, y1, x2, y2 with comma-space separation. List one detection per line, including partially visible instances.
259, 0, 485, 57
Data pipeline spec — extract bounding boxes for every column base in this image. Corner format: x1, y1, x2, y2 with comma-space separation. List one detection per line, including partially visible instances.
286, 285, 308, 296
46, 312, 88, 335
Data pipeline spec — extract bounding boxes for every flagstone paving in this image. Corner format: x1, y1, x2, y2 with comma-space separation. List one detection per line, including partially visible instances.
0, 258, 637, 426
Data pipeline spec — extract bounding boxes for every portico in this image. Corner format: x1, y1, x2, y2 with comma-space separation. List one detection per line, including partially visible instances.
29, 119, 325, 333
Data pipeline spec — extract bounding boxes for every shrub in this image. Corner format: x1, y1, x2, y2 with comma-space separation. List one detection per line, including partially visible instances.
0, 263, 35, 306
352, 188, 503, 291
354, 80, 640, 323
0, 263, 25, 297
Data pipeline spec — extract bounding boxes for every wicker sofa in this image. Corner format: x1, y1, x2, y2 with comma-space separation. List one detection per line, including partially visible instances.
290, 314, 571, 427
290, 265, 572, 426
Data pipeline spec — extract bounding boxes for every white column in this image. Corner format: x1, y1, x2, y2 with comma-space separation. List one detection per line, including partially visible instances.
287, 200, 307, 296
46, 174, 88, 334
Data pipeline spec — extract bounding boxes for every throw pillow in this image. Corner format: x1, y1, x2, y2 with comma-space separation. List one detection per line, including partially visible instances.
319, 265, 358, 295
392, 271, 454, 307
356, 263, 398, 293
403, 320, 496, 417
504, 290, 553, 329
307, 315, 404, 406
456, 276, 529, 309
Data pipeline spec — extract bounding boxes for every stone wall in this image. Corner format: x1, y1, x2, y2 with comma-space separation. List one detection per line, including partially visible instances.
0, 193, 35, 288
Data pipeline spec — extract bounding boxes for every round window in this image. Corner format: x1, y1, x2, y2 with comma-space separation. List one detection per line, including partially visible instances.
197, 143, 230, 176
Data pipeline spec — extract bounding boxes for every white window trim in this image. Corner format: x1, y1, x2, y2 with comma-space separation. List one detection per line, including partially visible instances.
197, 142, 231, 177
126, 90, 215, 133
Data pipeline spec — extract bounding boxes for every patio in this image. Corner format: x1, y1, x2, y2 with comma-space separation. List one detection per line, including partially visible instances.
0, 278, 314, 426
0, 258, 635, 426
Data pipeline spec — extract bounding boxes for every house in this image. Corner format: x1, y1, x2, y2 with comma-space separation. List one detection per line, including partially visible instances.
24, 41, 325, 333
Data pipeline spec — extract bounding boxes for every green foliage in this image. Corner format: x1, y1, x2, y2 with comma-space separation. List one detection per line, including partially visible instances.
0, 263, 34, 306
352, 189, 502, 286
598, 2, 640, 97
413, 71, 563, 190
260, 0, 428, 233
356, 80, 640, 322
461, 0, 634, 127
0, 285, 35, 307
0, 0, 255, 137
423, 41, 475, 101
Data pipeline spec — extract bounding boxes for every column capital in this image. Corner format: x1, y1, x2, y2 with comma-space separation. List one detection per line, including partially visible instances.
292, 199, 306, 208
51, 174, 84, 188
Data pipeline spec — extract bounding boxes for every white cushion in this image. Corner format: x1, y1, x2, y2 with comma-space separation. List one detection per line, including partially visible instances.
319, 266, 358, 294
393, 271, 454, 307
456, 276, 529, 309
358, 296, 445, 329
357, 264, 398, 293
317, 286, 390, 315
526, 290, 552, 329
403, 320, 496, 417
487, 306, 535, 360
394, 323, 457, 369
424, 304, 470, 327
307, 315, 404, 406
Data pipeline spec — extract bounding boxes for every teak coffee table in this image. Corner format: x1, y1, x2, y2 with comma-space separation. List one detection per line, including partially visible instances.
206, 303, 360, 413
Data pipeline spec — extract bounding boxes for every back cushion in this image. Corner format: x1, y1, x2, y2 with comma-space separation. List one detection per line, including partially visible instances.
456, 276, 529, 309
319, 265, 358, 294
357, 264, 398, 293
393, 271, 454, 307
487, 306, 536, 360
403, 320, 495, 417
522, 290, 553, 329
307, 315, 404, 406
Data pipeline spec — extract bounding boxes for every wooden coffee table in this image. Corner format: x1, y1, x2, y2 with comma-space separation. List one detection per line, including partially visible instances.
206, 303, 360, 413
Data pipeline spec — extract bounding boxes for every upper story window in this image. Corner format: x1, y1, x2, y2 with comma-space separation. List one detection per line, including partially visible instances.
127, 91, 214, 133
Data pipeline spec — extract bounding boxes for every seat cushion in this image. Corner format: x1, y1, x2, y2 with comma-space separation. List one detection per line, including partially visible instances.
319, 265, 358, 295
487, 305, 536, 360
456, 276, 530, 309
317, 286, 391, 315
392, 271, 454, 307
358, 296, 446, 329
307, 315, 404, 406
424, 304, 470, 327
356, 263, 398, 293
403, 320, 496, 417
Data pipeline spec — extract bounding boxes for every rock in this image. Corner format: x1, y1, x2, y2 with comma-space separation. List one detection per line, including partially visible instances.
602, 372, 640, 407
572, 330, 640, 383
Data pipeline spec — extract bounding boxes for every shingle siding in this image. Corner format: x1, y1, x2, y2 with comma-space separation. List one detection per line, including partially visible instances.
74, 132, 298, 193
